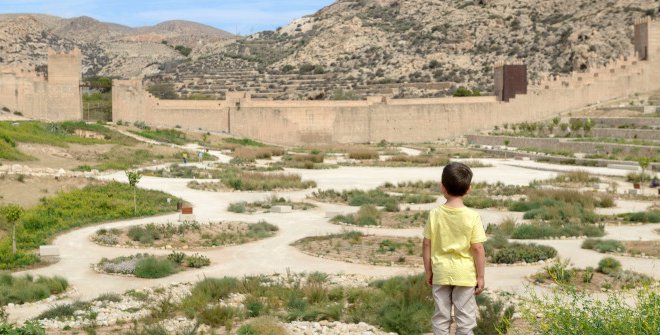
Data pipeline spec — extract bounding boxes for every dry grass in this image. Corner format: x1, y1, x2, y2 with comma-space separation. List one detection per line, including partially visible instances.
233, 146, 286, 161
623, 240, 660, 258
292, 232, 422, 267
347, 148, 379, 160
386, 155, 448, 166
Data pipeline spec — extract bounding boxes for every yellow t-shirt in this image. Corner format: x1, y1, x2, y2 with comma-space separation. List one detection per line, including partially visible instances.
423, 205, 487, 287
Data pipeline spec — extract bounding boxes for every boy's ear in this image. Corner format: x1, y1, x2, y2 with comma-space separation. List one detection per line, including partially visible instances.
466, 185, 472, 195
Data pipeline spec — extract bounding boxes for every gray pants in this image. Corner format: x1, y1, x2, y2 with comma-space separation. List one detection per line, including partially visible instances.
432, 285, 477, 335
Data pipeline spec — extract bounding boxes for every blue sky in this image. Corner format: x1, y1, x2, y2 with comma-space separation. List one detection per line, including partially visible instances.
0, 0, 335, 34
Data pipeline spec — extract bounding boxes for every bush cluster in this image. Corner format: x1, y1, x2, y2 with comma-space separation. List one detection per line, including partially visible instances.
0, 272, 68, 306
312, 189, 434, 212
581, 239, 625, 253
332, 205, 382, 226
485, 235, 557, 264
522, 288, 658, 335
97, 252, 211, 278
510, 222, 605, 239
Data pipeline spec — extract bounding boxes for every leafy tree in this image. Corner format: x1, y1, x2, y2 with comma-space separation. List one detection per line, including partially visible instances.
1, 204, 23, 256
174, 45, 192, 57
126, 171, 142, 214
453, 86, 481, 97
147, 84, 178, 99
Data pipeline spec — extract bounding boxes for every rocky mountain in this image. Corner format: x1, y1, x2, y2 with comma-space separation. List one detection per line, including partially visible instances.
0, 14, 233, 78
150, 0, 660, 99
2, 0, 660, 99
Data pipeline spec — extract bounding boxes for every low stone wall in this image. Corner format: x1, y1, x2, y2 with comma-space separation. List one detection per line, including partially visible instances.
466, 135, 660, 157
591, 128, 660, 140
571, 117, 660, 128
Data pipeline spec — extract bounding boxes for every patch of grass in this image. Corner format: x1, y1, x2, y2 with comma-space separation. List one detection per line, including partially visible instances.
142, 164, 224, 179
0, 272, 68, 306
0, 121, 134, 147
94, 221, 277, 249
88, 147, 171, 171
36, 301, 91, 320
311, 189, 434, 212
551, 171, 600, 184
0, 182, 179, 270
382, 155, 448, 167
484, 236, 557, 264
0, 137, 34, 161
347, 148, 379, 160
232, 147, 285, 162
597, 257, 622, 275
227, 196, 316, 214
237, 316, 288, 335
619, 210, 660, 223
510, 222, 605, 239
133, 257, 178, 279
332, 205, 381, 226
522, 287, 658, 335
130, 128, 188, 145
189, 169, 316, 191
224, 138, 265, 147
581, 239, 625, 253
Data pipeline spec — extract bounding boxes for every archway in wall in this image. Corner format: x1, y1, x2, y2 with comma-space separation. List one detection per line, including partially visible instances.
81, 77, 112, 121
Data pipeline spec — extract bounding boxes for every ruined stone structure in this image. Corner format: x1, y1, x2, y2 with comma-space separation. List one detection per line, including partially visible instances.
113, 18, 660, 146
0, 48, 82, 121
494, 62, 528, 102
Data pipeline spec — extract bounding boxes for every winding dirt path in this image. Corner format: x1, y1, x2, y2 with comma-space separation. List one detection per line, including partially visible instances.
6, 157, 658, 322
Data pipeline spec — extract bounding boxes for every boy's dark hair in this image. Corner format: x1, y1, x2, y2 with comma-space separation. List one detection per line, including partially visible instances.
442, 162, 473, 196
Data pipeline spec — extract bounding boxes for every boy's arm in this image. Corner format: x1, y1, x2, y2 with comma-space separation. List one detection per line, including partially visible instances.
423, 238, 432, 286
471, 242, 485, 295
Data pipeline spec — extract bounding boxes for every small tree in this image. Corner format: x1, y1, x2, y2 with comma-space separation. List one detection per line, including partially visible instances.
638, 157, 650, 190
126, 170, 142, 214
1, 204, 24, 256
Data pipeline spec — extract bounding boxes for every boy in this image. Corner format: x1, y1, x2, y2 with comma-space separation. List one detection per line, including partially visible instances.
423, 162, 487, 335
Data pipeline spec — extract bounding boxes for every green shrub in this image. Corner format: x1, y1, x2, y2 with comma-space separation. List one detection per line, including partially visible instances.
545, 259, 573, 285
185, 254, 211, 268
474, 294, 515, 335
597, 257, 622, 275
464, 196, 503, 209
521, 288, 659, 335
36, 301, 90, 320
228, 202, 247, 213
197, 305, 242, 327
582, 267, 594, 283
167, 251, 186, 265
356, 205, 381, 226
511, 223, 604, 239
491, 243, 557, 264
133, 257, 177, 279
581, 239, 625, 253
0, 321, 46, 335
93, 293, 122, 303
0, 273, 68, 306
237, 316, 287, 335
620, 210, 660, 223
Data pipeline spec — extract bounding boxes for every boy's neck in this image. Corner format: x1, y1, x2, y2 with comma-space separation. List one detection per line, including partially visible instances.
444, 195, 465, 208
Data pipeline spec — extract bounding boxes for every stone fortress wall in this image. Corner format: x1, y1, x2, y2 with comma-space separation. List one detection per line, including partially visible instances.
0, 49, 82, 121
1, 20, 659, 146
113, 19, 660, 146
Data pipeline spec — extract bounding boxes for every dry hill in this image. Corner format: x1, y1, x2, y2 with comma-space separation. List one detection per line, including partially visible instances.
150, 0, 660, 99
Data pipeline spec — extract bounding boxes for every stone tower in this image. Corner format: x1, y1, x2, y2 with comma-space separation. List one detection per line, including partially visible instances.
634, 18, 660, 61
47, 48, 82, 121
494, 61, 527, 102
